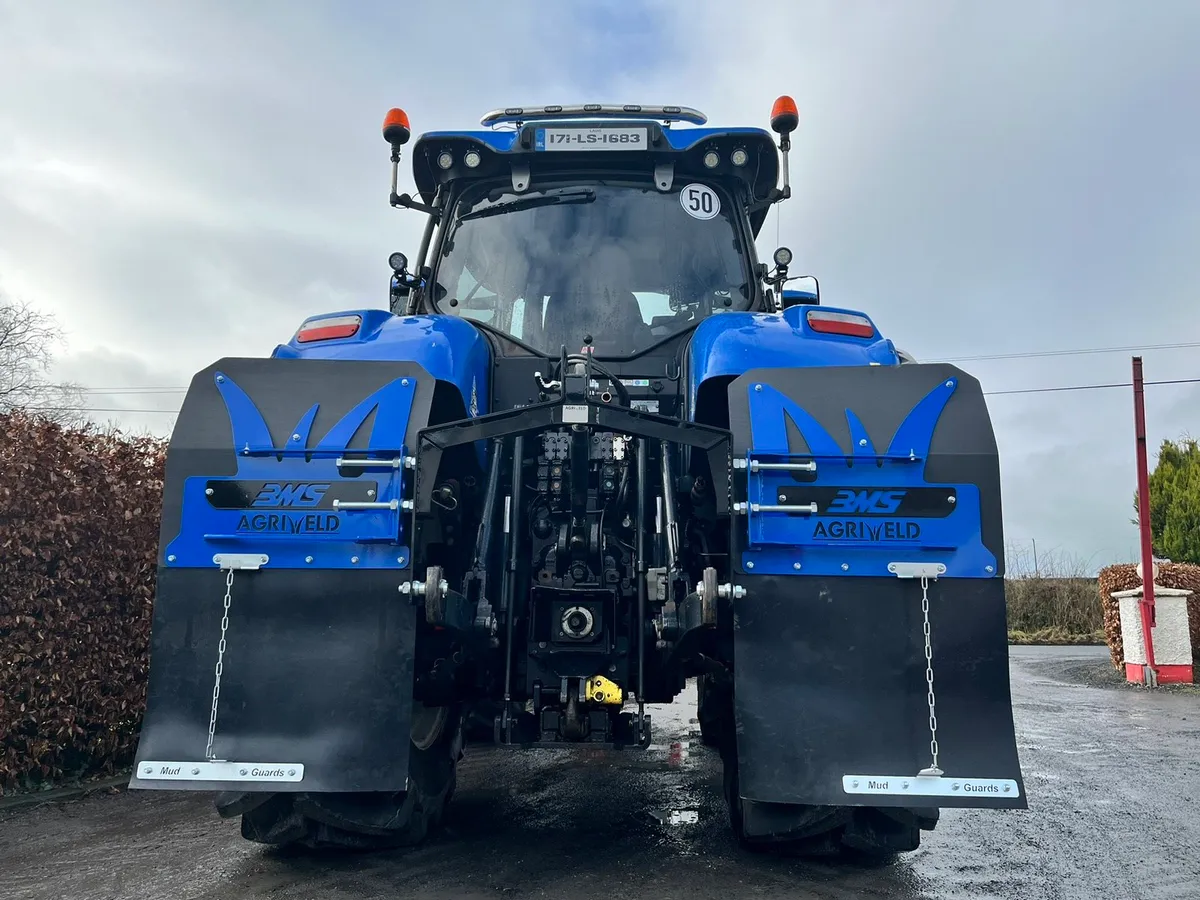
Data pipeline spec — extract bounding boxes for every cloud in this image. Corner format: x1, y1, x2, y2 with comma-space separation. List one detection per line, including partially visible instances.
0, 0, 594, 363
44, 345, 189, 436
3, 0, 1198, 571
640, 1, 1200, 570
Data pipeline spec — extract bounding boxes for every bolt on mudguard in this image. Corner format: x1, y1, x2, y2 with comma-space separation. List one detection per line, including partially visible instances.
131, 358, 440, 794
724, 363, 1025, 811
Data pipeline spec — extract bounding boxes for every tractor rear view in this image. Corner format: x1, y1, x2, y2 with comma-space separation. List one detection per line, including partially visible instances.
130, 97, 1025, 854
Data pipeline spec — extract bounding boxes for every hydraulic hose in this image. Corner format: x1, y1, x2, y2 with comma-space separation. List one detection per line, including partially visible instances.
564, 354, 631, 406
635, 438, 647, 719
659, 440, 679, 572
472, 438, 504, 572
500, 434, 524, 742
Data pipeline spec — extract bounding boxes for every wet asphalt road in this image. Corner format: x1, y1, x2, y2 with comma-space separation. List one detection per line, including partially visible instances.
2, 646, 1198, 900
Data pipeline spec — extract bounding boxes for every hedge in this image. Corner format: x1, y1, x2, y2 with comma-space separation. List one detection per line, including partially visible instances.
1005, 576, 1102, 639
1097, 562, 1200, 672
0, 413, 164, 793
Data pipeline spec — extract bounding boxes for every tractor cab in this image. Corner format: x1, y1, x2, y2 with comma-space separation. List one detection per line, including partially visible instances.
382, 102, 800, 360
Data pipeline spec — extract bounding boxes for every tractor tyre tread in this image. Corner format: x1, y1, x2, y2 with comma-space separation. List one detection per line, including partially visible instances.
232, 706, 462, 851
696, 674, 733, 749
723, 753, 934, 857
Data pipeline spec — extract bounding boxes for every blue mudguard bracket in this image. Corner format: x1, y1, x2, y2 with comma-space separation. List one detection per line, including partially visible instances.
163, 371, 418, 570
738, 377, 997, 578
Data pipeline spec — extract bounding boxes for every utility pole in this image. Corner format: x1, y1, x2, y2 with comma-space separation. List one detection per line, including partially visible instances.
1132, 356, 1158, 684
1031, 538, 1039, 578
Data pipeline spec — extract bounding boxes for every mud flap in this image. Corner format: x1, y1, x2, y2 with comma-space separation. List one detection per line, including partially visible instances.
130, 358, 436, 793
726, 364, 1025, 810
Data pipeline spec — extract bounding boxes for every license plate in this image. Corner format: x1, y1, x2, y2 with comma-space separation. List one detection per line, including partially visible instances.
536, 126, 647, 151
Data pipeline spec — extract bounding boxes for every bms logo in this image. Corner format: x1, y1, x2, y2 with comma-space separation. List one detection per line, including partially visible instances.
251, 482, 330, 508
827, 489, 907, 515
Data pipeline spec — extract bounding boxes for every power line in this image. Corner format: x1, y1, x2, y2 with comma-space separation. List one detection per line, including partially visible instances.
928, 340, 1200, 364
76, 387, 188, 394
983, 378, 1200, 397
21, 377, 1200, 415
20, 408, 180, 415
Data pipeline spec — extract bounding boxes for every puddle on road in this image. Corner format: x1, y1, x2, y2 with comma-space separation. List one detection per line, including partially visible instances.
647, 807, 700, 826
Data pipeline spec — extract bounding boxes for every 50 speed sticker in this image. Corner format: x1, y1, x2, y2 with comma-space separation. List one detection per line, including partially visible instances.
679, 183, 720, 220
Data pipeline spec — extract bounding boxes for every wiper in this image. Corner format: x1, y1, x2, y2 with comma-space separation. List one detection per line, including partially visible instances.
457, 189, 596, 222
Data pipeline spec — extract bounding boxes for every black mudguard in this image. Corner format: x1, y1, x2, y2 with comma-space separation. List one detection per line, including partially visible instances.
130, 358, 436, 794
726, 363, 1025, 811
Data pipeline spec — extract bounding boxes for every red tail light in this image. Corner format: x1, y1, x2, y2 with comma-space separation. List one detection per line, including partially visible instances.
806, 310, 875, 339
296, 314, 362, 343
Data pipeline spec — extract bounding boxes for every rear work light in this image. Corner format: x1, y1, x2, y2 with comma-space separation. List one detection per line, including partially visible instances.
296, 314, 362, 343
805, 310, 875, 339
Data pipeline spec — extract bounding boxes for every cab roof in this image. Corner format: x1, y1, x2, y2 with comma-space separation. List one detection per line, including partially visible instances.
409, 106, 781, 236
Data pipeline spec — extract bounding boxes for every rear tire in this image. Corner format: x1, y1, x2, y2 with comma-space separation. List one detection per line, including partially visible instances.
722, 750, 937, 856
712, 680, 935, 857
219, 702, 463, 851
696, 673, 732, 748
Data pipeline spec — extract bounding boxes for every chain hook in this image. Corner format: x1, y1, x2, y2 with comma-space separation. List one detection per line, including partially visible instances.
205, 568, 235, 761
917, 573, 942, 777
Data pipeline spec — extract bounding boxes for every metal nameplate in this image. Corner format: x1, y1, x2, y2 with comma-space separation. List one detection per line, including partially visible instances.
138, 761, 304, 782
774, 486, 958, 518
205, 479, 378, 510
535, 126, 648, 151
562, 404, 590, 424
842, 775, 1019, 798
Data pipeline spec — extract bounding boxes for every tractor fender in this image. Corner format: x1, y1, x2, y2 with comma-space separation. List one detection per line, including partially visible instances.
273, 311, 491, 422
686, 305, 900, 420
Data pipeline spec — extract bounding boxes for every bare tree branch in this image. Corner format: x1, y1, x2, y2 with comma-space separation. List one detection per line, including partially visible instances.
1004, 539, 1098, 579
0, 293, 87, 426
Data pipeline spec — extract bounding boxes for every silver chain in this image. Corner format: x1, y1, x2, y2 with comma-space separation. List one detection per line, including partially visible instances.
918, 574, 942, 776
205, 568, 234, 761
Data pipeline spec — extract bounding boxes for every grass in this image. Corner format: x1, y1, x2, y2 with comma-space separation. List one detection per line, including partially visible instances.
1005, 575, 1104, 645
1008, 627, 1106, 645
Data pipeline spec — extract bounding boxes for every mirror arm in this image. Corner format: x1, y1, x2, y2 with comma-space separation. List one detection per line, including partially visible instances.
746, 184, 792, 215
390, 191, 441, 218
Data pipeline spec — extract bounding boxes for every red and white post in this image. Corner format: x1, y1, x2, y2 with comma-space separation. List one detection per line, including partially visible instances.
1114, 357, 1194, 685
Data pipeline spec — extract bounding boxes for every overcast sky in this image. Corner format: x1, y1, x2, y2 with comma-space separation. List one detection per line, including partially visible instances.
2, 1, 1198, 574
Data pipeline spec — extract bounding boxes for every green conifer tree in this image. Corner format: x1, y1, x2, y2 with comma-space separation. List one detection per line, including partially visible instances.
1133, 438, 1200, 564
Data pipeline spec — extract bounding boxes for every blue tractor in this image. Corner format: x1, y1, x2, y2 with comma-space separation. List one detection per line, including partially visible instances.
131, 99, 1025, 854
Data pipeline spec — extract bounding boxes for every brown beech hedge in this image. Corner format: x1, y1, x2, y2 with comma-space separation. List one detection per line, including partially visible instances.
0, 412, 165, 793
1097, 562, 1200, 671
